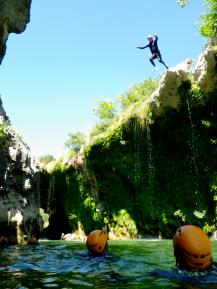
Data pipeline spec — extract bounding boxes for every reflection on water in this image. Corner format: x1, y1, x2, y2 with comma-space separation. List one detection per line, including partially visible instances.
0, 240, 217, 288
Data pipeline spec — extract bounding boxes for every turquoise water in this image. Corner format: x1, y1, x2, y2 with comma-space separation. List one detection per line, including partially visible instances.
0, 240, 217, 288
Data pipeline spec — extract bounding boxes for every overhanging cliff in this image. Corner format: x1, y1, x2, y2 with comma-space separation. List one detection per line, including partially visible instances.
0, 0, 32, 63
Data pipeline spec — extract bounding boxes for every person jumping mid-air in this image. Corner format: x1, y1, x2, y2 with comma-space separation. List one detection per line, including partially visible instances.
137, 34, 169, 70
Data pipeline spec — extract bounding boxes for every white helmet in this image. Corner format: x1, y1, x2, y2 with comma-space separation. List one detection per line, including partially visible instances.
147, 35, 153, 40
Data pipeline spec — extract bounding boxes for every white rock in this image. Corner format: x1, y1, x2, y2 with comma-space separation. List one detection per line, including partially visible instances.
24, 178, 32, 190
11, 210, 23, 225
147, 59, 192, 115
194, 43, 217, 93
9, 147, 17, 162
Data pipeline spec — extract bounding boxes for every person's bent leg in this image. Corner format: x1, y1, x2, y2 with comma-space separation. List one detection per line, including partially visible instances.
149, 56, 156, 67
157, 54, 168, 69
159, 59, 169, 69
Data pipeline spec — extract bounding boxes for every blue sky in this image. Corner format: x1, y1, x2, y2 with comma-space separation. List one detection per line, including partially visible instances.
0, 0, 206, 158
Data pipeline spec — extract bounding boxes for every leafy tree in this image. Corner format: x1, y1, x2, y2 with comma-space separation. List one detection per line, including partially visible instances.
118, 79, 158, 110
64, 131, 86, 152
93, 99, 117, 121
39, 155, 55, 164
90, 78, 158, 138
91, 100, 118, 137
90, 121, 113, 138
177, 0, 217, 38
199, 0, 217, 37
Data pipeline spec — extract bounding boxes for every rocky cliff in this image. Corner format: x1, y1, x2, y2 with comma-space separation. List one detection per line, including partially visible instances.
0, 0, 41, 244
0, 98, 41, 244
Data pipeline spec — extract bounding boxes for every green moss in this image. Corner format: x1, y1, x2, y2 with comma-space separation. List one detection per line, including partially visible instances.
40, 80, 217, 238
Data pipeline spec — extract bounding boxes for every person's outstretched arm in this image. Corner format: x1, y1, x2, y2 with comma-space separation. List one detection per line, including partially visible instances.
136, 44, 149, 49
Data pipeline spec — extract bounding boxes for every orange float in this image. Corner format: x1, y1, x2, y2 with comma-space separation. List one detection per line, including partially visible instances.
27, 235, 38, 245
173, 225, 212, 270
0, 235, 7, 245
86, 230, 108, 254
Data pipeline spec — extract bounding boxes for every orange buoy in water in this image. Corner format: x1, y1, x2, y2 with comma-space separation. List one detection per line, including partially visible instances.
28, 235, 38, 245
173, 225, 212, 270
86, 230, 108, 254
0, 235, 8, 246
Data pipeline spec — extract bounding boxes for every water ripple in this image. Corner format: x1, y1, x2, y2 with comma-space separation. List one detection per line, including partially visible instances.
0, 240, 217, 288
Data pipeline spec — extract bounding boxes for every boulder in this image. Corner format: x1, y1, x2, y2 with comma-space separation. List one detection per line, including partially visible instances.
193, 36, 217, 93
147, 58, 192, 115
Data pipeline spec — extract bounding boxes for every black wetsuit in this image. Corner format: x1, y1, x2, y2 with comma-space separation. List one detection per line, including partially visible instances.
137, 36, 168, 69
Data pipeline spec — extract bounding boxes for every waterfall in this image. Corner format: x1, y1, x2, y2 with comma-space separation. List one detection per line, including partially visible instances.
133, 119, 143, 187
47, 174, 55, 214
133, 119, 155, 214
146, 125, 155, 195
7, 209, 11, 225
146, 125, 155, 212
185, 92, 200, 197
11, 210, 23, 244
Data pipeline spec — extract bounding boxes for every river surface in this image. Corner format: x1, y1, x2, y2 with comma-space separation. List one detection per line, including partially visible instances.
1, 239, 217, 289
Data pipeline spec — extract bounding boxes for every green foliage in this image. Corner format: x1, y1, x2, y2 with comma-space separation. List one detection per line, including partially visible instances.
84, 83, 217, 237
199, 0, 217, 37
203, 222, 216, 233
39, 208, 49, 228
66, 149, 78, 159
40, 71, 217, 239
90, 120, 114, 138
0, 124, 4, 145
91, 100, 118, 138
178, 0, 217, 38
90, 79, 158, 139
64, 131, 86, 153
112, 209, 138, 237
48, 157, 66, 172
39, 155, 55, 164
0, 123, 10, 139
93, 99, 117, 120
189, 84, 206, 104
118, 79, 158, 110
0, 123, 16, 147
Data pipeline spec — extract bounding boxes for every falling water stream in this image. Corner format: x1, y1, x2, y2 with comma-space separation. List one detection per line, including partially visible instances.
47, 175, 55, 214
133, 120, 143, 187
133, 120, 156, 213
185, 93, 200, 197
146, 125, 155, 206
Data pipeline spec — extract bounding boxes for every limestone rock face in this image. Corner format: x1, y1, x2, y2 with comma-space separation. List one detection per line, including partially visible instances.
0, 0, 32, 64
0, 98, 41, 244
147, 58, 192, 115
0, 97, 7, 123
194, 36, 217, 93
